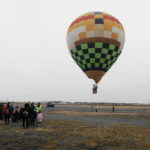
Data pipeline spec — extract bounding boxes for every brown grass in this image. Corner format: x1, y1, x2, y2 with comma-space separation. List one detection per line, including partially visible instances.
42, 121, 150, 150
0, 120, 150, 150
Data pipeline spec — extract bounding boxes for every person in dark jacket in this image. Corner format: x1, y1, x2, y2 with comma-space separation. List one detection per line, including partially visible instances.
13, 106, 19, 122
22, 103, 30, 128
29, 102, 37, 126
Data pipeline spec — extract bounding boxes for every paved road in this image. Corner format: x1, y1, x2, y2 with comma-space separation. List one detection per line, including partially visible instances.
44, 105, 150, 113
44, 105, 150, 126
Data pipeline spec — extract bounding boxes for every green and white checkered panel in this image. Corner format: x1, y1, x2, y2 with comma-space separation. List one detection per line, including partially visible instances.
71, 42, 121, 72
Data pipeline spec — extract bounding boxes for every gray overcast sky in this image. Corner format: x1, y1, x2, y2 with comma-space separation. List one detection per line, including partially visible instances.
0, 0, 150, 103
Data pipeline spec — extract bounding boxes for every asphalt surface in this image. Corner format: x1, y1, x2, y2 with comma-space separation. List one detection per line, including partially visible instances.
44, 105, 150, 113
43, 105, 150, 126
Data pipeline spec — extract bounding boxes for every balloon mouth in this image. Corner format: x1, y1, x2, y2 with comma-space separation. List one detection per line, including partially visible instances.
85, 70, 105, 83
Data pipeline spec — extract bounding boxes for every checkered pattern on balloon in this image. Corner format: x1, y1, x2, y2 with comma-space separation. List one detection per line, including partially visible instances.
66, 12, 125, 93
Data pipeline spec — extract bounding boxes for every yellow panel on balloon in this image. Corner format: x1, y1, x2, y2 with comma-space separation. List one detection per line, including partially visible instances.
86, 23, 95, 31
95, 14, 103, 19
104, 20, 112, 31
79, 32, 87, 39
111, 32, 118, 40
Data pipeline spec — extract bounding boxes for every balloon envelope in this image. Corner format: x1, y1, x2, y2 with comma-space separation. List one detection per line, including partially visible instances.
67, 12, 125, 83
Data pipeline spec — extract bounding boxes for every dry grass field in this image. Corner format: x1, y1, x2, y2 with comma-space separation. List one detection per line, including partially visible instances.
0, 104, 150, 150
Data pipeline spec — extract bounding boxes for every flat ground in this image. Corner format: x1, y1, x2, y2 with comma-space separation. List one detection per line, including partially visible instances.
0, 104, 150, 150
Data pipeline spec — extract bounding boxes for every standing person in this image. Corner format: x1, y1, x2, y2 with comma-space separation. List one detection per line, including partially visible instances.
35, 103, 43, 127
3, 105, 11, 124
31, 103, 35, 110
13, 106, 19, 122
35, 103, 42, 113
36, 110, 43, 127
95, 104, 99, 112
30, 102, 37, 125
22, 103, 30, 128
112, 105, 115, 112
38, 103, 42, 111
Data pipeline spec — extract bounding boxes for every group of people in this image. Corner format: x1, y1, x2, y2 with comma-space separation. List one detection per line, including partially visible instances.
0, 102, 43, 128
91, 104, 115, 112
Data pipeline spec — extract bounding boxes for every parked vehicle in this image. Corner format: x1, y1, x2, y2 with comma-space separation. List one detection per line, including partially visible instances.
46, 102, 55, 107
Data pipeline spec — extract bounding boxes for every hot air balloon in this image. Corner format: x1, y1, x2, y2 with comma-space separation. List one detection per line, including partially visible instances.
66, 12, 125, 93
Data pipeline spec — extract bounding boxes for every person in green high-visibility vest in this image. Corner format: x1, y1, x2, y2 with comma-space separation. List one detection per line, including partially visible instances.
35, 103, 42, 113
95, 104, 99, 112
35, 103, 43, 127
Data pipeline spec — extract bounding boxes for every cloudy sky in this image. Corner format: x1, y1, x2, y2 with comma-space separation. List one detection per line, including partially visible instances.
0, 0, 149, 103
